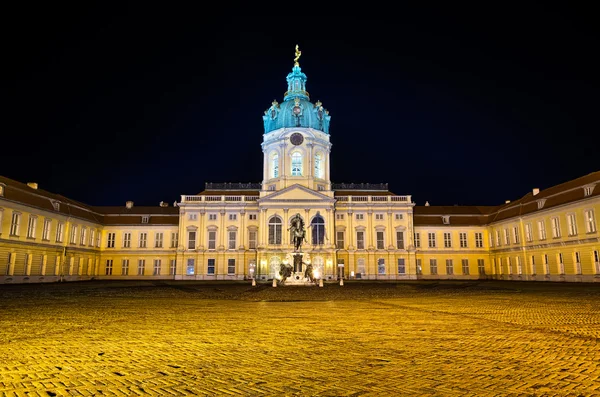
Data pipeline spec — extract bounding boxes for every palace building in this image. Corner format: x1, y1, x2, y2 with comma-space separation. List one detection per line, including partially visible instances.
1, 49, 599, 284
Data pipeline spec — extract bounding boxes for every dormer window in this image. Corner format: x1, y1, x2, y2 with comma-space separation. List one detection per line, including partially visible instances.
0, 183, 4, 196
51, 200, 60, 211
141, 216, 149, 224
537, 199, 546, 209
442, 216, 450, 225
584, 185, 595, 197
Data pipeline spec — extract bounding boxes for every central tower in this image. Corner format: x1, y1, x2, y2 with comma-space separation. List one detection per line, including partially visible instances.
261, 45, 333, 194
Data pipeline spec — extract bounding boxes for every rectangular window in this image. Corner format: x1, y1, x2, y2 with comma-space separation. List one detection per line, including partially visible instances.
188, 231, 196, 250
594, 250, 600, 274
516, 256, 522, 275
89, 229, 95, 246
229, 214, 237, 221
27, 215, 37, 238
538, 220, 547, 240
446, 259, 453, 275
356, 213, 364, 220
507, 257, 512, 275
567, 213, 577, 236
377, 258, 386, 275
336, 213, 344, 220
397, 258, 405, 274
551, 217, 561, 238
248, 214, 257, 220
513, 227, 520, 244
107, 232, 115, 248
430, 259, 437, 275
396, 231, 404, 249
142, 216, 149, 223
356, 231, 365, 249
525, 223, 533, 242
137, 259, 145, 275
336, 231, 344, 249
574, 252, 581, 275
79, 227, 86, 245
496, 230, 501, 246
208, 214, 217, 221
123, 232, 131, 248
207, 258, 215, 275
584, 209, 597, 233
477, 259, 485, 275
414, 233, 421, 248
186, 259, 195, 275
70, 225, 77, 244
504, 228, 510, 245
105, 259, 113, 276
171, 232, 179, 248
228, 258, 235, 274
228, 231, 236, 250
155, 232, 163, 248
558, 253, 564, 274
375, 213, 384, 220
459, 232, 468, 248
444, 232, 452, 248
428, 232, 436, 248
544, 254, 550, 275
10, 212, 21, 236
395, 214, 403, 220
416, 259, 422, 275
376, 231, 384, 249
248, 230, 257, 249
475, 232, 483, 248
96, 231, 101, 247
489, 233, 494, 248
188, 213, 197, 221
122, 259, 129, 276
139, 232, 147, 248
208, 231, 216, 250
42, 218, 51, 241
170, 259, 176, 275
153, 259, 161, 276
56, 222, 64, 243
461, 259, 469, 275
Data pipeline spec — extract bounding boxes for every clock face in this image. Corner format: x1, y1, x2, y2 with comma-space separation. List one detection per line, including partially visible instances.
290, 133, 304, 146
292, 106, 301, 115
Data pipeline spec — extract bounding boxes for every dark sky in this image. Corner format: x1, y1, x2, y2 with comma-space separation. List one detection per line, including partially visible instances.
3, 5, 597, 207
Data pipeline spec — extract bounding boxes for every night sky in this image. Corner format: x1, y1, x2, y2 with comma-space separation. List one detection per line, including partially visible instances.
3, 5, 597, 207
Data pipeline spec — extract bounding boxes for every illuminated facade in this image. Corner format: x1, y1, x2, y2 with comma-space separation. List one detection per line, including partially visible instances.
1, 50, 599, 284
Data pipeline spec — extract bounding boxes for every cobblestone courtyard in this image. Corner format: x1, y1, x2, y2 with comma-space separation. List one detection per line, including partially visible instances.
1, 280, 600, 396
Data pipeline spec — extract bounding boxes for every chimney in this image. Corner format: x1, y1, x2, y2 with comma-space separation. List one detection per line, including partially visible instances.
532, 188, 540, 196
126, 201, 134, 209
505, 200, 511, 204
27, 182, 38, 189
425, 201, 430, 206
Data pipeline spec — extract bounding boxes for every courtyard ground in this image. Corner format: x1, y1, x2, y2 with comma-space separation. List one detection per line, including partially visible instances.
1, 280, 599, 396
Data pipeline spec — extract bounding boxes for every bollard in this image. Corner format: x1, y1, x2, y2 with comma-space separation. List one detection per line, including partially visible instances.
319, 278, 323, 287
272, 278, 277, 287
252, 278, 256, 287
340, 278, 344, 286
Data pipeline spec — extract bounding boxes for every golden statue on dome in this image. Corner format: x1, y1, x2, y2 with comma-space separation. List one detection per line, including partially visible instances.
294, 44, 301, 66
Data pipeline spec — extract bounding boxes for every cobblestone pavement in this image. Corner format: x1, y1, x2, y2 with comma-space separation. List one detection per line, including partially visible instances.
1, 280, 600, 396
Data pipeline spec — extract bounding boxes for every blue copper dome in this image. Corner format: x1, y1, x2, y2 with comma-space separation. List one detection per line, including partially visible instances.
263, 62, 331, 134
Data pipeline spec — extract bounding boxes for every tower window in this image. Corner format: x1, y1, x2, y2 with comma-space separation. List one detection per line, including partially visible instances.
314, 153, 323, 178
272, 154, 279, 178
291, 152, 302, 176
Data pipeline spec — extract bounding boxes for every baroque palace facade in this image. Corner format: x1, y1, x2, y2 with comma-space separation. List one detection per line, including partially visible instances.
1, 49, 599, 284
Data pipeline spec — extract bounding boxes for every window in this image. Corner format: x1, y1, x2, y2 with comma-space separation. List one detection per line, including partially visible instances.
228, 230, 236, 250
107, 232, 115, 248
123, 232, 131, 248
336, 214, 344, 220
229, 214, 237, 221
208, 214, 217, 221
584, 185, 594, 197
153, 259, 161, 275
105, 259, 113, 275
188, 231, 196, 250
207, 258, 215, 275
375, 231, 384, 249
395, 214, 403, 220
311, 214, 325, 245
544, 254, 550, 275
428, 232, 436, 248
89, 229, 95, 246
442, 216, 450, 225
142, 216, 149, 223
475, 232, 483, 248
538, 220, 547, 240
396, 231, 404, 249
155, 232, 163, 248
170, 259, 176, 275
188, 213, 197, 221
430, 259, 438, 275
416, 259, 422, 275
594, 250, 600, 274
537, 199, 546, 209
377, 258, 386, 275
248, 214, 257, 220
375, 213, 384, 221
318, 185, 325, 191
443, 232, 452, 248
137, 259, 145, 276
574, 252, 581, 275
171, 232, 178, 248
228, 259, 235, 274
477, 259, 485, 275
530, 255, 535, 275
489, 233, 494, 248
584, 209, 596, 233
397, 258, 405, 274
122, 259, 129, 276
516, 256, 522, 275
268, 216, 283, 245
414, 233, 421, 248
79, 227, 86, 245
208, 230, 217, 249
70, 225, 77, 244
551, 217, 561, 238
496, 230, 501, 246
504, 228, 510, 245
27, 215, 37, 238
357, 258, 366, 275
513, 227, 520, 244
56, 222, 64, 243
291, 152, 302, 176
96, 231, 101, 247
356, 213, 364, 220
506, 257, 512, 275
51, 201, 60, 211
356, 231, 365, 249
139, 232, 147, 248
268, 185, 275, 191
462, 259, 469, 275
272, 154, 279, 178
42, 219, 51, 240
457, 232, 466, 248
525, 223, 532, 242
186, 259, 195, 275
445, 259, 453, 275
567, 214, 577, 236
0, 184, 3, 196
248, 230, 257, 249
314, 153, 323, 178
336, 231, 344, 249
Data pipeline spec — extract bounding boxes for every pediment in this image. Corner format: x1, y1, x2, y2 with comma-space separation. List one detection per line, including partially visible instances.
259, 184, 334, 203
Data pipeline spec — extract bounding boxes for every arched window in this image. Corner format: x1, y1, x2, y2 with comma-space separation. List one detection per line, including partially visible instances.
291, 152, 302, 176
311, 213, 325, 245
268, 216, 282, 245
271, 154, 279, 178
314, 153, 323, 179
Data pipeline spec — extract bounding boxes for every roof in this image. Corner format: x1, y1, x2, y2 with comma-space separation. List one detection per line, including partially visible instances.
334, 190, 394, 196
196, 190, 260, 196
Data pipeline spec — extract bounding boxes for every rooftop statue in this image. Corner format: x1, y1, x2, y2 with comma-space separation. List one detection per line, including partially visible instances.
294, 44, 301, 66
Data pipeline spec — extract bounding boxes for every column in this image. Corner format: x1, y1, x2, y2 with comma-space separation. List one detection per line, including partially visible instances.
199, 210, 205, 250
347, 210, 354, 250
387, 210, 394, 250
326, 208, 334, 249
367, 210, 374, 250
262, 148, 268, 185
259, 208, 268, 247
304, 208, 311, 245
218, 209, 226, 250
239, 210, 246, 250
283, 208, 289, 247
